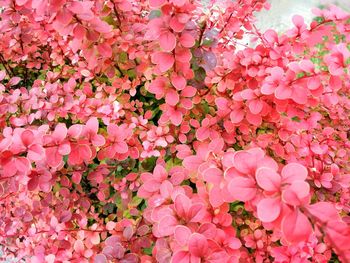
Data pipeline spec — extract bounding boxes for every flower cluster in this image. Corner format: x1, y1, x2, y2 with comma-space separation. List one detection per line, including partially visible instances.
0, 0, 350, 262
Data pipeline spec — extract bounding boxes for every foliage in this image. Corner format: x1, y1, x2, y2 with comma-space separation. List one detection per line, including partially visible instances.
0, 0, 350, 262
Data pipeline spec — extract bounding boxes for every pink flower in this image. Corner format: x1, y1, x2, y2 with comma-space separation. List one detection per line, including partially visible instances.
256, 163, 310, 223
82, 117, 105, 147
148, 77, 179, 106
227, 148, 278, 202
44, 124, 71, 168
11, 129, 45, 162
98, 124, 130, 160
324, 43, 350, 76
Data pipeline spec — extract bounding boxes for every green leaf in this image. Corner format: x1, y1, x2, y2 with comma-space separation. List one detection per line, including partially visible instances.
127, 69, 136, 79
123, 209, 132, 219
115, 195, 123, 210
119, 52, 128, 63
130, 196, 143, 207
149, 10, 162, 19
141, 156, 157, 171
195, 67, 206, 82
296, 72, 305, 79
143, 245, 154, 255
291, 116, 301, 122
202, 39, 214, 46
345, 57, 350, 66
313, 16, 325, 23
230, 201, 244, 212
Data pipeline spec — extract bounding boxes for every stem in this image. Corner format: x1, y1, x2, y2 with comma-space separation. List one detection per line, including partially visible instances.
219, 13, 233, 34
113, 3, 122, 30
19, 34, 29, 87
172, 49, 176, 72
0, 54, 13, 77
198, 21, 207, 47
290, 73, 318, 84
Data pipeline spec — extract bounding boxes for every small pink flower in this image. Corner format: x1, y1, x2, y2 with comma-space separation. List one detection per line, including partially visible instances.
44, 124, 71, 168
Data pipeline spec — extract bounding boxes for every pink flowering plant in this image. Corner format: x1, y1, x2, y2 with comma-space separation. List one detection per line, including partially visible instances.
1, 0, 350, 262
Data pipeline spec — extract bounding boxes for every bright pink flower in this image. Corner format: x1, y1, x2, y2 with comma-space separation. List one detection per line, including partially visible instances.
148, 77, 179, 106
11, 129, 45, 162
44, 124, 71, 168
172, 227, 217, 263
256, 163, 310, 223
82, 117, 105, 147
99, 124, 130, 159
324, 43, 350, 76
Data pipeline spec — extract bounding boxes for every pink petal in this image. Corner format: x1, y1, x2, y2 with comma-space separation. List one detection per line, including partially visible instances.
203, 167, 222, 185
153, 165, 168, 181
181, 86, 196, 97
230, 109, 244, 123
255, 167, 281, 192
68, 124, 83, 139
196, 127, 210, 141
282, 181, 310, 206
151, 52, 175, 73
112, 141, 128, 154
170, 109, 183, 126
107, 124, 123, 139
165, 89, 179, 106
292, 15, 304, 28
52, 123, 67, 143
171, 251, 190, 263
305, 202, 340, 224
90, 18, 111, 33
171, 74, 186, 90
174, 226, 191, 246
180, 32, 195, 48
248, 99, 263, 114
142, 180, 161, 193
97, 42, 112, 58
175, 48, 192, 63
299, 59, 314, 72
183, 156, 202, 171
158, 215, 178, 236
228, 176, 257, 201
261, 83, 275, 95
149, 0, 166, 8
209, 187, 224, 207
281, 163, 308, 184
149, 77, 167, 97
15, 157, 31, 173
28, 144, 44, 161
291, 86, 308, 104
189, 233, 208, 258
281, 209, 312, 243
187, 203, 205, 222
257, 197, 281, 222
171, 0, 187, 7
46, 147, 62, 167
16, 0, 28, 6
58, 143, 71, 155
159, 31, 177, 52
21, 130, 34, 146
246, 112, 262, 126
175, 194, 191, 217
275, 85, 292, 100
160, 181, 173, 198
86, 117, 99, 134
92, 135, 105, 147
307, 77, 321, 90
233, 150, 259, 174
94, 254, 107, 263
